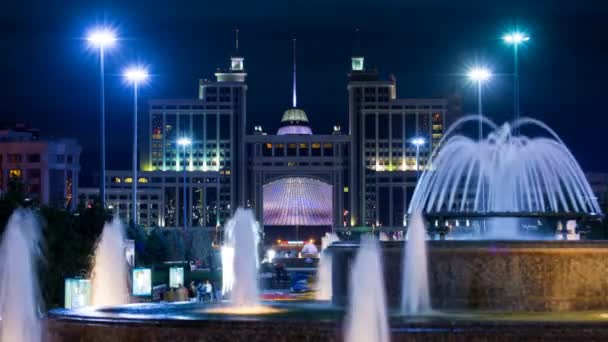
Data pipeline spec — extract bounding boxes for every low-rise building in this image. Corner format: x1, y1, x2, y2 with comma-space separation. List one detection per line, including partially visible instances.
0, 124, 81, 209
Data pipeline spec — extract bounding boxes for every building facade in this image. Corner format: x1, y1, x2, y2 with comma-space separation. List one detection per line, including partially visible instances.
0, 124, 81, 209
347, 57, 447, 228
80, 51, 448, 237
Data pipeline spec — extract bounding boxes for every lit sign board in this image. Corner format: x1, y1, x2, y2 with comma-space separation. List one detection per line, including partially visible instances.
169, 267, 184, 289
132, 268, 152, 296
64, 278, 91, 309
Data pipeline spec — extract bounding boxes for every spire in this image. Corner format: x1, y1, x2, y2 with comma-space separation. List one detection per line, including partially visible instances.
230, 28, 244, 72
355, 27, 361, 54
292, 38, 297, 108
235, 28, 239, 54
351, 28, 364, 71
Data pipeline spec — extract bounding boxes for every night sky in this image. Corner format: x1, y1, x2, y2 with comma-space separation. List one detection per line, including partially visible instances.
1, 0, 607, 182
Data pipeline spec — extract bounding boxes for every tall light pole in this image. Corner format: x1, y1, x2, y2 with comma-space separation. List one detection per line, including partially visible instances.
467, 68, 492, 140
87, 28, 117, 207
177, 137, 192, 229
503, 31, 530, 134
124, 66, 149, 225
411, 137, 426, 181
468, 68, 491, 216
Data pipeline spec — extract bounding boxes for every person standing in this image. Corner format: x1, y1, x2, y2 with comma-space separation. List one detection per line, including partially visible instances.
196, 282, 205, 303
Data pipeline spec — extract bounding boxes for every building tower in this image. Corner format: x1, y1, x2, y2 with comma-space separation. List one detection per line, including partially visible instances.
347, 38, 396, 226
277, 39, 313, 136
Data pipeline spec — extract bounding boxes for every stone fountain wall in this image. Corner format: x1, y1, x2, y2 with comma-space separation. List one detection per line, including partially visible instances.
331, 240, 608, 311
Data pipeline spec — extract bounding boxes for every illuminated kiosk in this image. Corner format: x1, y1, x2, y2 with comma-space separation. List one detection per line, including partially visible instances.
64, 278, 91, 309
132, 268, 152, 297
169, 266, 184, 289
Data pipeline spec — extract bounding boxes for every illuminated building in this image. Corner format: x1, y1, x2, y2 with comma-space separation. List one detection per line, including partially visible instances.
142, 42, 247, 226
586, 172, 608, 210
79, 38, 448, 236
347, 57, 448, 227
80, 170, 221, 227
0, 124, 81, 209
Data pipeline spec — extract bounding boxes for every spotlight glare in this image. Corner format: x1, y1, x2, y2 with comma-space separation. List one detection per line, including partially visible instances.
86, 28, 117, 48
468, 68, 492, 82
177, 137, 192, 146
411, 137, 426, 146
503, 32, 530, 45
123, 67, 149, 83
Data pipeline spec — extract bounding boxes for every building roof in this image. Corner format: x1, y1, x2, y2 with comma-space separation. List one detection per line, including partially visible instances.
277, 108, 313, 135
281, 108, 309, 123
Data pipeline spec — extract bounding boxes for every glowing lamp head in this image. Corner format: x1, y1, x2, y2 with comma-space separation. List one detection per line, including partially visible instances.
87, 28, 117, 48
124, 67, 149, 83
177, 137, 192, 146
411, 137, 426, 146
503, 32, 530, 45
468, 68, 492, 82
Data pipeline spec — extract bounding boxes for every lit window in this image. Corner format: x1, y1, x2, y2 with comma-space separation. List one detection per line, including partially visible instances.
9, 169, 21, 179
112, 177, 121, 183
124, 177, 133, 183
343, 187, 349, 193
138, 177, 148, 183
287, 162, 297, 166
312, 143, 321, 149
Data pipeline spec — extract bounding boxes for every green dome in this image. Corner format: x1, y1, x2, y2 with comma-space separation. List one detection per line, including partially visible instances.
281, 108, 309, 123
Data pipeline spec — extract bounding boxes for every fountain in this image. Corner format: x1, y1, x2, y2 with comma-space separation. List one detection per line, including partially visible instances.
91, 216, 128, 306
329, 117, 607, 314
409, 116, 600, 238
316, 232, 339, 300
46, 118, 608, 341
0, 209, 42, 342
344, 235, 389, 342
220, 208, 260, 307
401, 211, 430, 315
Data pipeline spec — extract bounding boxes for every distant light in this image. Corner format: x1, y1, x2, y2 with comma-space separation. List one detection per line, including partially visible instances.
123, 66, 149, 83
267, 249, 276, 263
411, 137, 426, 146
468, 67, 492, 82
177, 137, 192, 146
503, 32, 530, 45
86, 28, 117, 48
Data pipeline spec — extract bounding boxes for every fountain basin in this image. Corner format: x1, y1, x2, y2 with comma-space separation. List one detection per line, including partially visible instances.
330, 240, 608, 312
46, 303, 608, 341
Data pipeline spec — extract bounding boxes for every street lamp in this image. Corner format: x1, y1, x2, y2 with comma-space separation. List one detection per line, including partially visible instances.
177, 137, 192, 229
503, 31, 530, 133
410, 137, 426, 180
467, 67, 492, 140
87, 27, 117, 207
468, 67, 491, 215
123, 66, 149, 225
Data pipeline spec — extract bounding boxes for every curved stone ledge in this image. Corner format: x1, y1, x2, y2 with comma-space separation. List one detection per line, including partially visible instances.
329, 240, 608, 311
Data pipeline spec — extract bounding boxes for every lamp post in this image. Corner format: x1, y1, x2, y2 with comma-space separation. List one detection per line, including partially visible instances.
411, 137, 426, 181
467, 68, 492, 140
503, 32, 530, 133
87, 27, 117, 207
124, 66, 149, 225
177, 137, 192, 229
468, 68, 491, 216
